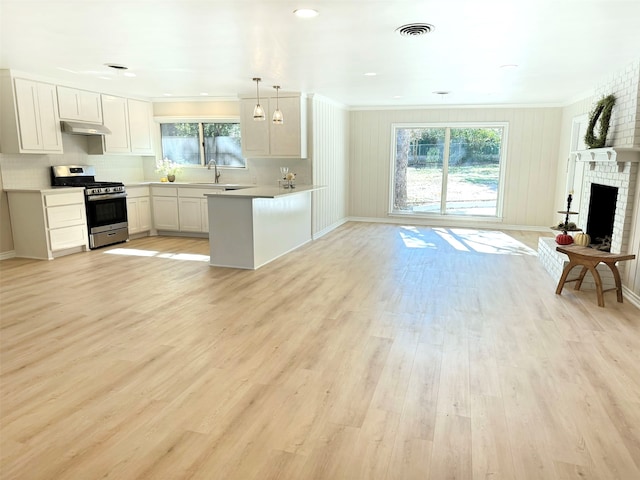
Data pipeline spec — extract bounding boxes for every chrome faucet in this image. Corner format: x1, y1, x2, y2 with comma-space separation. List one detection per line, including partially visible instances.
207, 159, 221, 183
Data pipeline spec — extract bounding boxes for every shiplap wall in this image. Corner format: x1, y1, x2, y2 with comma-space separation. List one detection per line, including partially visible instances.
308, 95, 349, 237
348, 107, 562, 228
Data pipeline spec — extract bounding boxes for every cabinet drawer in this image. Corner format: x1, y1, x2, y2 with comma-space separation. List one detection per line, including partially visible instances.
49, 225, 87, 251
126, 186, 150, 198
178, 187, 217, 198
151, 186, 178, 197
46, 204, 86, 228
45, 192, 85, 207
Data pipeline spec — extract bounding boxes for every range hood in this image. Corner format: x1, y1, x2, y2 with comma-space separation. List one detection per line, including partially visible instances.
61, 121, 112, 136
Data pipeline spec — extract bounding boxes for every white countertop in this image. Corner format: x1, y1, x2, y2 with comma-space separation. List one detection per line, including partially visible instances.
204, 184, 325, 199
144, 182, 255, 189
4, 187, 85, 193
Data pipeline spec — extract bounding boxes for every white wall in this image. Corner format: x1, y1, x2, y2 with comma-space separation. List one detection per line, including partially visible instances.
308, 95, 349, 237
348, 107, 562, 229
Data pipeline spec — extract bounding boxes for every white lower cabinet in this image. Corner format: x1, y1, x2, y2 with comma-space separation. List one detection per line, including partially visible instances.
151, 186, 179, 231
178, 198, 204, 232
6, 189, 88, 259
49, 225, 87, 251
152, 196, 179, 231
128, 197, 151, 234
178, 188, 211, 233
151, 185, 214, 234
126, 186, 151, 235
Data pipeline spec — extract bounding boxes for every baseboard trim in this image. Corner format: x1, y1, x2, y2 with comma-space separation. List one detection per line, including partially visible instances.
347, 216, 550, 232
623, 286, 640, 310
313, 218, 348, 240
0, 250, 16, 260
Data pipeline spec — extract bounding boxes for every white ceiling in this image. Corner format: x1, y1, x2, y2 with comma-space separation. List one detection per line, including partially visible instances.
1, 0, 639, 107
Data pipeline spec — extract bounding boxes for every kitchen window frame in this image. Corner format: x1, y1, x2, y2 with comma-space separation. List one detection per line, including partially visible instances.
156, 117, 247, 169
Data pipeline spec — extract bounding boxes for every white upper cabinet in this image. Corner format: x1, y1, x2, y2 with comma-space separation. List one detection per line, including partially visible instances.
56, 86, 102, 123
127, 98, 154, 155
89, 95, 155, 156
240, 93, 307, 158
101, 94, 131, 153
0, 76, 63, 154
240, 99, 270, 157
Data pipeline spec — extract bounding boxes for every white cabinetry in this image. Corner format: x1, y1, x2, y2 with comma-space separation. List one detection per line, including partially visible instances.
6, 189, 88, 260
126, 186, 152, 235
128, 99, 154, 154
100, 95, 130, 153
89, 95, 154, 156
240, 93, 307, 158
178, 188, 211, 233
151, 185, 218, 234
56, 86, 102, 123
151, 186, 179, 231
0, 75, 63, 154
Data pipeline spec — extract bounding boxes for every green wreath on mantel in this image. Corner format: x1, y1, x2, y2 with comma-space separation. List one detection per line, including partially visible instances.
584, 94, 616, 148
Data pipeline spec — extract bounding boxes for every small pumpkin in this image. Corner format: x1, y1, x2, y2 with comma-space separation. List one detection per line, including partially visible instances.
555, 233, 574, 245
574, 233, 591, 246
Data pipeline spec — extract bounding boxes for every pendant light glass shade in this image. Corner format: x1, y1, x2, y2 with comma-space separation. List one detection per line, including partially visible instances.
272, 85, 284, 124
252, 77, 265, 121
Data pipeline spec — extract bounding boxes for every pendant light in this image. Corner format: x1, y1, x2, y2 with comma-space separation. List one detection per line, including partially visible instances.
272, 85, 284, 124
252, 77, 265, 121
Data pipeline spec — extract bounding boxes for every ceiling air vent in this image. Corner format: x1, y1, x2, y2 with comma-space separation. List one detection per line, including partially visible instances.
396, 23, 434, 37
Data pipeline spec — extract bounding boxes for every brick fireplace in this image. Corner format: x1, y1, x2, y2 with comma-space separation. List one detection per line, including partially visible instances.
539, 147, 640, 290
577, 148, 640, 254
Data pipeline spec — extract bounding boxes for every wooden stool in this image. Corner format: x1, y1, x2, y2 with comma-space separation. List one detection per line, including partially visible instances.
555, 245, 635, 307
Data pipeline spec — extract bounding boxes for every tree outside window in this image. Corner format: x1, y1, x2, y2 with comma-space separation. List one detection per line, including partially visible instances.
393, 124, 506, 217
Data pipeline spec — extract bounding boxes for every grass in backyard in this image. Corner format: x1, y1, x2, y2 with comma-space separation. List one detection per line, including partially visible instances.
404, 165, 500, 208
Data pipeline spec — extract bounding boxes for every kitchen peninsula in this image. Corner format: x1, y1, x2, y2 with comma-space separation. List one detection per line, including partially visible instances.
206, 185, 324, 269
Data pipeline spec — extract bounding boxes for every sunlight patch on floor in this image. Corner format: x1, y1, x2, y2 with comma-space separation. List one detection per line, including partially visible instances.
451, 228, 537, 256
398, 226, 537, 256
435, 228, 537, 255
399, 226, 438, 249
104, 248, 210, 262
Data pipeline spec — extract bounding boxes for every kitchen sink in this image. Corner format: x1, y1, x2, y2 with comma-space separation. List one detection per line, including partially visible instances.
189, 183, 253, 190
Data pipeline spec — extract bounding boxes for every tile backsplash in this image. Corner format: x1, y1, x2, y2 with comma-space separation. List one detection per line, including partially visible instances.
0, 134, 145, 189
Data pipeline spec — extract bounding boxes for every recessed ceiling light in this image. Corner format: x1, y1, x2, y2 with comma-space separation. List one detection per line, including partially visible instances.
432, 91, 450, 95
500, 64, 518, 69
123, 72, 136, 78
293, 9, 318, 18
97, 76, 111, 80
393, 95, 403, 99
364, 72, 377, 77
200, 92, 209, 96
163, 93, 172, 97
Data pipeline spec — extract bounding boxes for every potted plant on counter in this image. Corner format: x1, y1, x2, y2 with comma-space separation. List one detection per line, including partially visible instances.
156, 158, 182, 182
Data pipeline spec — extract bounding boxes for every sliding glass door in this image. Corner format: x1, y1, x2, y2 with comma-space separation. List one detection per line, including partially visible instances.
392, 124, 506, 217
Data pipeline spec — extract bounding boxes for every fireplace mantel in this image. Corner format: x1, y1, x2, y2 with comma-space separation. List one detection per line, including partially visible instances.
573, 147, 640, 163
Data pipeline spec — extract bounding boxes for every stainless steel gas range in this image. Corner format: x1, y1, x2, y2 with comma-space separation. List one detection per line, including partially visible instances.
51, 165, 129, 249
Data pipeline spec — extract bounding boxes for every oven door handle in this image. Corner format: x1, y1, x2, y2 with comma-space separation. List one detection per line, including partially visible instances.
86, 193, 128, 201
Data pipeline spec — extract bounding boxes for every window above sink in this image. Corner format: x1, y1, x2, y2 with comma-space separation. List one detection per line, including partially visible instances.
159, 121, 247, 169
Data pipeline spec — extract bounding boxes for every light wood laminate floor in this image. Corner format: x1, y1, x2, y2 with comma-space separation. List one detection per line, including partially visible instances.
1, 223, 639, 479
